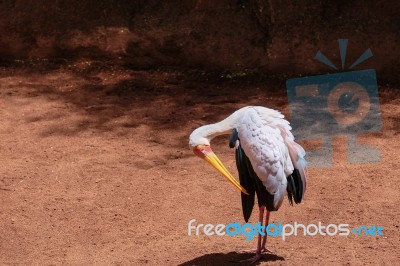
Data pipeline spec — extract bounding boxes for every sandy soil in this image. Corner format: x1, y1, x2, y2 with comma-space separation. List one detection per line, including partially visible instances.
0, 63, 399, 265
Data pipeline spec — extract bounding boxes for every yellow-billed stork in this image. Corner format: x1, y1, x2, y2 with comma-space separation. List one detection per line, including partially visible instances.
189, 106, 307, 263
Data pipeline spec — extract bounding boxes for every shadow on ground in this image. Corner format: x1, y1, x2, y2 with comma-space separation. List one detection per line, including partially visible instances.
0, 62, 289, 147
178, 252, 285, 266
1, 62, 398, 150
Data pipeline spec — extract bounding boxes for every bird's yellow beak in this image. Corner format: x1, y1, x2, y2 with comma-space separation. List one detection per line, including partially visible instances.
193, 145, 249, 195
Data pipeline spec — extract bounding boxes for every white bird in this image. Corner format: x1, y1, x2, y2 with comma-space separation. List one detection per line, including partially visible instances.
189, 106, 307, 263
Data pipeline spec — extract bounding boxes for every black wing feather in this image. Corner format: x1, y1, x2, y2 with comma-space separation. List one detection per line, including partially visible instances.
286, 168, 303, 204
229, 128, 239, 148
230, 129, 277, 221
230, 129, 255, 222
235, 145, 256, 222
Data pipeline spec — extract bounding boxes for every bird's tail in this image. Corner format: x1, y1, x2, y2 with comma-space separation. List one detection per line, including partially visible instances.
278, 127, 307, 205
286, 169, 303, 205
286, 140, 307, 197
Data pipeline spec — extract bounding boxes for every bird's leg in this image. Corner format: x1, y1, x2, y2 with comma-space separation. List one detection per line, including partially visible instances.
240, 206, 265, 264
260, 210, 274, 254
255, 206, 264, 254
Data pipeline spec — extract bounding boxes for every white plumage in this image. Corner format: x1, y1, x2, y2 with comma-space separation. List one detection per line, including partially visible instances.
189, 106, 307, 209
189, 106, 307, 262
237, 107, 292, 209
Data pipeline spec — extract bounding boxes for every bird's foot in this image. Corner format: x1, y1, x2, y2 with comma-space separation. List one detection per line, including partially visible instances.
243, 246, 274, 254
261, 246, 274, 254
239, 252, 263, 265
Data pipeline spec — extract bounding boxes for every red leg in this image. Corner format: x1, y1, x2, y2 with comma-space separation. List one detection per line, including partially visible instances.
261, 210, 273, 253
240, 206, 265, 264
256, 206, 264, 253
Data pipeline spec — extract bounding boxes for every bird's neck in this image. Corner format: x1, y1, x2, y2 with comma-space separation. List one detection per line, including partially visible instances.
201, 110, 243, 141
201, 123, 232, 140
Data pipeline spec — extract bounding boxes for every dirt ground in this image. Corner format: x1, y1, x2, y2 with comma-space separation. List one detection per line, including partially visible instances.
0, 62, 399, 265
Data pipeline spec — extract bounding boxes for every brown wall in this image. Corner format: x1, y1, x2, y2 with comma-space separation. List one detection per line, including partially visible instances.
0, 0, 399, 81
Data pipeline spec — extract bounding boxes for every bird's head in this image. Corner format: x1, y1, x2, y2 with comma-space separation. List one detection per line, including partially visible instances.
189, 128, 248, 195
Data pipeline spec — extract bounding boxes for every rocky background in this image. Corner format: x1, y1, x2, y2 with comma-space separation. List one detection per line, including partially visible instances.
0, 0, 399, 82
